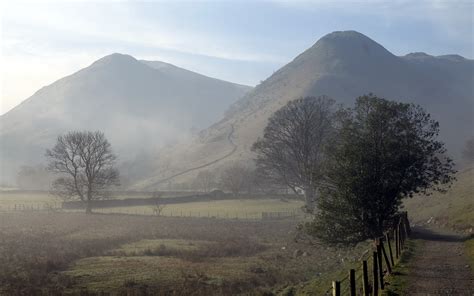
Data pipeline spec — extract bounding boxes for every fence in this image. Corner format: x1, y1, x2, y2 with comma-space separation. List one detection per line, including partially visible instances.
2, 203, 302, 221
324, 212, 411, 296
1, 203, 61, 212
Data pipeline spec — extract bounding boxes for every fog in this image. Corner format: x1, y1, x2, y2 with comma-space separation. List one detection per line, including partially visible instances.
0, 53, 251, 188
1, 3, 473, 295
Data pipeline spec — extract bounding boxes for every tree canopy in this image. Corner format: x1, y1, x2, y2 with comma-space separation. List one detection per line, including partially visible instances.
308, 94, 455, 244
46, 131, 119, 213
252, 96, 340, 212
219, 164, 253, 195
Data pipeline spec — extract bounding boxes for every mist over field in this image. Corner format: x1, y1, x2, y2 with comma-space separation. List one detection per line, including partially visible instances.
1, 1, 473, 295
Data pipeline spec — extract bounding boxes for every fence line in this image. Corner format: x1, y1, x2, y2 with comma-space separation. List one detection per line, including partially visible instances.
327, 212, 411, 296
1, 203, 304, 221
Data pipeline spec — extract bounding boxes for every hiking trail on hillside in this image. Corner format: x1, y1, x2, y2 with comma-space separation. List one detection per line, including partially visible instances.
148, 124, 237, 187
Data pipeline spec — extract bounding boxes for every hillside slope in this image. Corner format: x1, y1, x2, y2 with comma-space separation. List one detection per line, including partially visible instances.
0, 54, 251, 185
404, 165, 474, 232
135, 31, 474, 189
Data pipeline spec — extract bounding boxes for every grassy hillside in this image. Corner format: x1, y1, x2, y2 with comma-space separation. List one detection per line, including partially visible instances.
403, 165, 473, 232
135, 31, 474, 190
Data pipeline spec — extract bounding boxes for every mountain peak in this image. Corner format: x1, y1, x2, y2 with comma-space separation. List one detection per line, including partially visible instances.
140, 60, 176, 70
437, 54, 467, 62
403, 52, 434, 60
279, 30, 396, 78
321, 30, 370, 40
312, 30, 394, 59
91, 53, 138, 68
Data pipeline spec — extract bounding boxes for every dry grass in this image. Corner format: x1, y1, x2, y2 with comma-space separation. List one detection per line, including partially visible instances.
97, 198, 303, 219
0, 212, 362, 295
403, 165, 474, 232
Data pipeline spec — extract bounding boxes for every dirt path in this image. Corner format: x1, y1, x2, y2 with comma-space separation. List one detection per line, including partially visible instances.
405, 227, 473, 295
148, 124, 237, 187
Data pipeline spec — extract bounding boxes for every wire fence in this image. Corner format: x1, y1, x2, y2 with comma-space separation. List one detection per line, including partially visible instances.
326, 212, 411, 296
0, 202, 306, 221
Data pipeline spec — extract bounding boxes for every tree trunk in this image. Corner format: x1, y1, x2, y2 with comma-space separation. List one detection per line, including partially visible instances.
85, 187, 93, 214
85, 201, 92, 214
304, 185, 316, 213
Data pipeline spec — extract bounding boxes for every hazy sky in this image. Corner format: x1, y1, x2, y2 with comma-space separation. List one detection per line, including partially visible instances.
1, 0, 473, 115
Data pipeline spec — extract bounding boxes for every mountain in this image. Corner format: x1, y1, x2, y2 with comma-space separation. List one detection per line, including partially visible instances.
0, 53, 252, 186
134, 31, 474, 189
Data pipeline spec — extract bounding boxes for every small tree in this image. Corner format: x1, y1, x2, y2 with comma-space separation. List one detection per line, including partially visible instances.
150, 191, 166, 216
252, 96, 340, 212
219, 164, 252, 195
46, 131, 120, 213
308, 94, 455, 244
193, 170, 216, 193
462, 137, 474, 163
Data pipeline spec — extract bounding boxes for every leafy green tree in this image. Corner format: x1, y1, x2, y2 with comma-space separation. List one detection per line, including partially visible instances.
252, 96, 340, 212
308, 94, 455, 244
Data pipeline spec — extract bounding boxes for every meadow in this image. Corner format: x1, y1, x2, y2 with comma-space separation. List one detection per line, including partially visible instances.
1, 164, 471, 295
95, 199, 302, 219
0, 210, 367, 295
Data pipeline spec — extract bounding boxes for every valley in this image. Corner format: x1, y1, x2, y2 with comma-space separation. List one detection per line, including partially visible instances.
1, 3, 473, 293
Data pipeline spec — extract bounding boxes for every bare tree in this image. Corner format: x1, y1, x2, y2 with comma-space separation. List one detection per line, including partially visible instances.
252, 96, 340, 212
150, 191, 166, 216
219, 164, 252, 195
193, 170, 216, 193
46, 131, 119, 213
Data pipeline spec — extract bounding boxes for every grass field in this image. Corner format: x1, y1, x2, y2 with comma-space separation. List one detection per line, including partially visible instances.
0, 191, 304, 219
0, 191, 57, 209
2, 166, 470, 295
97, 198, 303, 219
0, 211, 366, 295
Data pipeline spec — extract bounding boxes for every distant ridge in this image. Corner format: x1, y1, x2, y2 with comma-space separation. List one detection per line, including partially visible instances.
134, 30, 474, 189
0, 54, 252, 186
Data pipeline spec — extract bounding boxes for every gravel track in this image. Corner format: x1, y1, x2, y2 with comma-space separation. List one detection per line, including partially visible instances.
405, 227, 473, 295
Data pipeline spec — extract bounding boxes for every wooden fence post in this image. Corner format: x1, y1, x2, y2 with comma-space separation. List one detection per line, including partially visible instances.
349, 269, 356, 296
399, 222, 404, 250
395, 227, 400, 259
405, 212, 411, 235
380, 239, 392, 274
377, 243, 384, 290
332, 281, 341, 296
326, 212, 411, 295
402, 216, 409, 243
373, 251, 379, 296
386, 232, 395, 266
362, 260, 369, 296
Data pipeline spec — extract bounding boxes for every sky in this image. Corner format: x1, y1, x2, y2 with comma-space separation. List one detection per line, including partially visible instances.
1, 0, 473, 115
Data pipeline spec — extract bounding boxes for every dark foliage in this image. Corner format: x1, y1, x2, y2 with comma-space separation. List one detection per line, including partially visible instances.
308, 94, 456, 244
